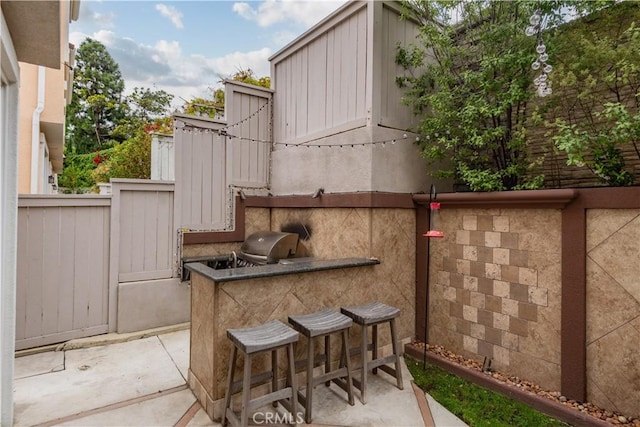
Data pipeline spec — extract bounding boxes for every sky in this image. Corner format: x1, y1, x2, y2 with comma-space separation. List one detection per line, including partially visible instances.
70, 0, 348, 108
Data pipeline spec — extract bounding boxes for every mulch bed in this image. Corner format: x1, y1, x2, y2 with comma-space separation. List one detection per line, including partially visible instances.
407, 342, 639, 426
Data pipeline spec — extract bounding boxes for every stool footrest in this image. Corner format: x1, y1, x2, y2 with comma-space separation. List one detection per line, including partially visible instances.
367, 354, 398, 370
312, 367, 350, 387
293, 353, 327, 371
230, 371, 274, 395
247, 387, 296, 412
377, 364, 401, 380
331, 377, 355, 398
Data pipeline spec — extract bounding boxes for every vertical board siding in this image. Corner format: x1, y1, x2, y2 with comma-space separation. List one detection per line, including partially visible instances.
273, 6, 368, 144
174, 118, 229, 230
112, 181, 175, 282
379, 4, 420, 130
151, 134, 175, 181
16, 198, 111, 350
226, 83, 272, 187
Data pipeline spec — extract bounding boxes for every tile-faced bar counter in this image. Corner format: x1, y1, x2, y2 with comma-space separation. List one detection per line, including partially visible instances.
185, 257, 381, 421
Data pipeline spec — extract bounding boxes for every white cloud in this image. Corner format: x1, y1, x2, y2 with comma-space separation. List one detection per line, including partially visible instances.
155, 3, 184, 29
233, 0, 347, 28
273, 30, 298, 47
70, 31, 272, 110
79, 2, 116, 28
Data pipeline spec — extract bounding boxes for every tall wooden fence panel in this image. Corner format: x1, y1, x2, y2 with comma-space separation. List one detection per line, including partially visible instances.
173, 115, 229, 232
225, 81, 272, 189
16, 196, 111, 350
110, 179, 175, 283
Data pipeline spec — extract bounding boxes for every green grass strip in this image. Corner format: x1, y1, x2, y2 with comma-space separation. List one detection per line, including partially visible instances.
406, 356, 567, 427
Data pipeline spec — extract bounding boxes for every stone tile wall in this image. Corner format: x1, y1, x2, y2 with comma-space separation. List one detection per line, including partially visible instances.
269, 207, 417, 346
187, 206, 417, 419
429, 208, 562, 391
586, 209, 640, 417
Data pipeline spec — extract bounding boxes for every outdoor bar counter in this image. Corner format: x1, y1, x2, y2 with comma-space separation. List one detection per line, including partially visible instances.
184, 257, 382, 420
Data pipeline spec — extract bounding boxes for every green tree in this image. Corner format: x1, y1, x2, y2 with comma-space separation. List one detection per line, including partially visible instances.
111, 87, 174, 141
547, 2, 640, 186
93, 128, 154, 183
397, 0, 613, 191
182, 67, 270, 118
65, 38, 126, 153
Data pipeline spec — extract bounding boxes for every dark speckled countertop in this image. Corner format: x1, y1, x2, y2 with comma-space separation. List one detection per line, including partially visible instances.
184, 257, 380, 283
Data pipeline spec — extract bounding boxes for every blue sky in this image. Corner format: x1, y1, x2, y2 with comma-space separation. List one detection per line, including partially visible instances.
70, 0, 348, 107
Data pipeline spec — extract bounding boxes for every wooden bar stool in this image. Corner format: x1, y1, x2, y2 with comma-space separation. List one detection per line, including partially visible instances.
340, 302, 404, 404
287, 309, 355, 424
223, 320, 299, 427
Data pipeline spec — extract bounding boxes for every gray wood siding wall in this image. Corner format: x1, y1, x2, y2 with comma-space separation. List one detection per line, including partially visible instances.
174, 116, 229, 231
378, 2, 421, 131
16, 181, 177, 348
174, 85, 271, 232
110, 180, 175, 283
225, 81, 272, 188
272, 4, 368, 145
16, 196, 111, 350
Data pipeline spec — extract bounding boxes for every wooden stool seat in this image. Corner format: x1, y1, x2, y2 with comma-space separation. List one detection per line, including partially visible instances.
223, 320, 299, 427
288, 309, 355, 423
340, 302, 404, 404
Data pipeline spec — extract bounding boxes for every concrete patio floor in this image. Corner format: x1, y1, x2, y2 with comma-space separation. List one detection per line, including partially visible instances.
13, 327, 467, 427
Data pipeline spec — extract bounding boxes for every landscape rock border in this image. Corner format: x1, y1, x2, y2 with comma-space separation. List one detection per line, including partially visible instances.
405, 342, 639, 427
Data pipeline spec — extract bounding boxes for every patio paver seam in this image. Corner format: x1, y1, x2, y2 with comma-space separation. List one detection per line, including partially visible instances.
411, 381, 432, 427
174, 400, 201, 427
31, 384, 189, 427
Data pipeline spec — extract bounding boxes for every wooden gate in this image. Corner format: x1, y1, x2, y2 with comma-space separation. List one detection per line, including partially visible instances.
16, 196, 110, 350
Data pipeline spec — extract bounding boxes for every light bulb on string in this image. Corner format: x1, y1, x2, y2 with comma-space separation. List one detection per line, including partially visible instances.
531, 61, 541, 71
536, 43, 546, 54
529, 11, 541, 26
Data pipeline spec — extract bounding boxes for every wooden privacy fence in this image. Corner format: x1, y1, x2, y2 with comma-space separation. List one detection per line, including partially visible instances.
15, 82, 273, 349
15, 180, 176, 350
16, 196, 111, 350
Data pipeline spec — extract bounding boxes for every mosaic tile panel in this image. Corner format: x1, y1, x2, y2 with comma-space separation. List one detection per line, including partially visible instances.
429, 208, 562, 390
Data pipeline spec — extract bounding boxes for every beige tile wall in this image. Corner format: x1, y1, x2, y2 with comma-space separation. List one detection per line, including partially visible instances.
188, 206, 417, 419
428, 208, 562, 391
586, 209, 640, 417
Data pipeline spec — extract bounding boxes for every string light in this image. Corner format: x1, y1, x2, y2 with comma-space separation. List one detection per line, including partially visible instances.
219, 99, 271, 132
525, 8, 553, 97
176, 127, 430, 149
175, 100, 436, 149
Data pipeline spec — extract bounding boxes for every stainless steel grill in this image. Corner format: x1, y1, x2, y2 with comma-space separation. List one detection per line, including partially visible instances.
181, 231, 301, 280
235, 231, 299, 267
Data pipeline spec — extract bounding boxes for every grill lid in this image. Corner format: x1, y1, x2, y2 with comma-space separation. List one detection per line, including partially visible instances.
239, 231, 299, 264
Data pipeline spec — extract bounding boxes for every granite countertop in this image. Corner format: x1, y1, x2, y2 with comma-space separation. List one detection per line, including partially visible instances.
184, 257, 380, 283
